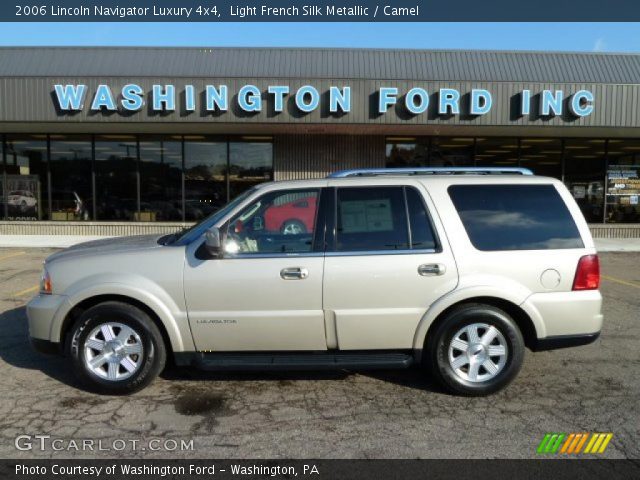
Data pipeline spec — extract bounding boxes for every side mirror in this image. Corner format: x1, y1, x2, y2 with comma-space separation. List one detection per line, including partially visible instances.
204, 227, 222, 258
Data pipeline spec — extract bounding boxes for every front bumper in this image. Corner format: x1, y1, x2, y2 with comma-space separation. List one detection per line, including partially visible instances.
26, 293, 68, 343
30, 337, 62, 355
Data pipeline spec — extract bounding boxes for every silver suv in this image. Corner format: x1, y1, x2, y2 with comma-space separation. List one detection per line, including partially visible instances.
27, 167, 603, 396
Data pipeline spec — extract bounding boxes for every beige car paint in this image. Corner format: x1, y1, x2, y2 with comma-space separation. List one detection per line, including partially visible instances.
27, 174, 603, 357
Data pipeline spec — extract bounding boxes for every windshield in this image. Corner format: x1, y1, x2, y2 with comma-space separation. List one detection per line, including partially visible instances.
168, 187, 259, 245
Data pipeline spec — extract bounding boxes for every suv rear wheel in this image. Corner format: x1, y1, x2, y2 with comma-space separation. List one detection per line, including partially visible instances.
69, 301, 166, 395
427, 303, 524, 396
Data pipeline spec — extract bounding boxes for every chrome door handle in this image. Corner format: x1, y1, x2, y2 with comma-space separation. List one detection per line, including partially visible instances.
418, 263, 446, 276
280, 267, 309, 280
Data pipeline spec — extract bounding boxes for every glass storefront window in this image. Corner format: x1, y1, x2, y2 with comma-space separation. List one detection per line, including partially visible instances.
474, 138, 519, 167
385, 137, 428, 167
564, 139, 606, 223
50, 135, 92, 221
94, 135, 138, 221
606, 139, 640, 223
430, 137, 474, 167
519, 138, 562, 178
139, 137, 182, 222
0, 137, 5, 220
184, 137, 227, 221
229, 140, 273, 199
4, 135, 47, 221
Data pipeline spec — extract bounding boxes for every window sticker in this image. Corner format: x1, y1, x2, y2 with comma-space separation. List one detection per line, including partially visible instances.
341, 199, 393, 233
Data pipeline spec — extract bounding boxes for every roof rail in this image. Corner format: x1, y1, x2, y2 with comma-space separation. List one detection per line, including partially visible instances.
327, 167, 534, 178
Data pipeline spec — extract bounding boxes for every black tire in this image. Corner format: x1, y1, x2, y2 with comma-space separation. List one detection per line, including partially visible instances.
280, 219, 306, 235
426, 303, 524, 396
69, 301, 166, 395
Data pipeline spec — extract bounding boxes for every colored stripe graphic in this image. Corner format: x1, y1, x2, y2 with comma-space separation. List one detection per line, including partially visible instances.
537, 433, 565, 453
574, 433, 589, 453
538, 433, 613, 454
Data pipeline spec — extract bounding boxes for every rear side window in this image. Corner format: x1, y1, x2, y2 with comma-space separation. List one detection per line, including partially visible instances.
406, 187, 437, 250
335, 186, 438, 252
448, 184, 584, 251
336, 187, 408, 251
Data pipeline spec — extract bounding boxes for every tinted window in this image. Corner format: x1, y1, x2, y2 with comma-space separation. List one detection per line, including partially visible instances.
448, 184, 584, 251
406, 187, 437, 250
336, 187, 409, 251
226, 189, 319, 254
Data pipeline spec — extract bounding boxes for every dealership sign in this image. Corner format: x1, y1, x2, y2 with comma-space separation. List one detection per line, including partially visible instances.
53, 83, 595, 117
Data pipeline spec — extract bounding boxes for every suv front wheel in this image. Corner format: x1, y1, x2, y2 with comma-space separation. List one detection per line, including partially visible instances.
427, 303, 524, 396
69, 301, 166, 394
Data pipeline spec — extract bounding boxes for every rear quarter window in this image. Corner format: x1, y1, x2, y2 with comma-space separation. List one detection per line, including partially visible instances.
448, 184, 584, 251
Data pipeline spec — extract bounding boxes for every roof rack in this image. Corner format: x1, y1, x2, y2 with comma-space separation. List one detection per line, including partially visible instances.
327, 167, 534, 178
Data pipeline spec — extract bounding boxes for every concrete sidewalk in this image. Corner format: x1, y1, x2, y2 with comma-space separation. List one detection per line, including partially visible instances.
0, 235, 113, 248
1, 234, 640, 252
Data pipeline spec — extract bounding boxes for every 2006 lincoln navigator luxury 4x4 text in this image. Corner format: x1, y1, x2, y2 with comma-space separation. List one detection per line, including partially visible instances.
27, 167, 603, 395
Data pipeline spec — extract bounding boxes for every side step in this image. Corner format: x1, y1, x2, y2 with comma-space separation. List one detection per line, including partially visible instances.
189, 352, 414, 371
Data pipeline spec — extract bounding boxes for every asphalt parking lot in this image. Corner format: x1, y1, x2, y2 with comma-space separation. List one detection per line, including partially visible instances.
0, 247, 638, 459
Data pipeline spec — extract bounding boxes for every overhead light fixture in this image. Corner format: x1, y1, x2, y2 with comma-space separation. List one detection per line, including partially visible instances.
387, 137, 417, 142
240, 136, 273, 141
99, 135, 136, 140
521, 139, 554, 143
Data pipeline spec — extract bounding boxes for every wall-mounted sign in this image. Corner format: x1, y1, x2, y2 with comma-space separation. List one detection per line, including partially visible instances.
53, 83, 595, 119
3, 174, 40, 221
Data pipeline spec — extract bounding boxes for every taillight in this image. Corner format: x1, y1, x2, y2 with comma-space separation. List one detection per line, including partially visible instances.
573, 254, 600, 291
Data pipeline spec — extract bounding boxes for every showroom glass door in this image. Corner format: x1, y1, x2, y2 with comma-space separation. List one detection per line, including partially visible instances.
184, 136, 227, 222
94, 135, 138, 221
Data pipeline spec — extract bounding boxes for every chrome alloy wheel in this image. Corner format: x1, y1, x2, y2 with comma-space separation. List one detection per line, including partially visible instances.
84, 322, 144, 381
448, 323, 508, 383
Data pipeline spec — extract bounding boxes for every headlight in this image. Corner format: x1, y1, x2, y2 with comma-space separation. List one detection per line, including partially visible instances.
39, 267, 52, 295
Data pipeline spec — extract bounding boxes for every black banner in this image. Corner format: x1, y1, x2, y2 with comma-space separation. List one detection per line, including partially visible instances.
5, 0, 640, 22
1, 460, 640, 480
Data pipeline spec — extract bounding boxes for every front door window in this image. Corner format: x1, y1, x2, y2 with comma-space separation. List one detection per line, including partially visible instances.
225, 189, 320, 255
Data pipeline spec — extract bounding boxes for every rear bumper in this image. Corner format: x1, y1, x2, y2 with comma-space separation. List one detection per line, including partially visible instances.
522, 289, 603, 338
531, 331, 600, 352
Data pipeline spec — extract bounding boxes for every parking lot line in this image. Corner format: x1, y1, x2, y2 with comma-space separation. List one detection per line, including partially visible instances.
13, 285, 38, 298
601, 274, 640, 289
0, 251, 26, 262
